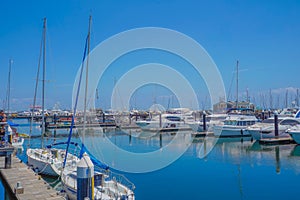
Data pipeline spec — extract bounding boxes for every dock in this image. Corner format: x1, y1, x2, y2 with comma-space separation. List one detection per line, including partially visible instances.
259, 137, 295, 145
141, 126, 192, 132
0, 155, 64, 200
192, 131, 214, 137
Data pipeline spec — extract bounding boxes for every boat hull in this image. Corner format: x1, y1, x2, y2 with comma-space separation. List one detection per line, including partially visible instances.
213, 125, 251, 137
27, 149, 59, 176
289, 131, 300, 144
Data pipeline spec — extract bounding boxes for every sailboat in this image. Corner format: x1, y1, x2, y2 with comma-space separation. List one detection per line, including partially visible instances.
3, 59, 24, 147
213, 61, 258, 137
26, 18, 80, 177
61, 16, 135, 200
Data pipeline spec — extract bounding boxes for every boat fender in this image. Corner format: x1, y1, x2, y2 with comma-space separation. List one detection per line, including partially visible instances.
241, 129, 243, 136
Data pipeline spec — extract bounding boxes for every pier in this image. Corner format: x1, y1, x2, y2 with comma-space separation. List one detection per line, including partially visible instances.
0, 155, 64, 200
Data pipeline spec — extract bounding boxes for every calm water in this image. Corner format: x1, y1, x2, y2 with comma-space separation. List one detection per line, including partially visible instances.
1, 119, 300, 200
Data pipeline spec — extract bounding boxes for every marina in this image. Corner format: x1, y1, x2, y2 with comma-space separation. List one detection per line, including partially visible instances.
1, 116, 300, 199
1, 1, 300, 200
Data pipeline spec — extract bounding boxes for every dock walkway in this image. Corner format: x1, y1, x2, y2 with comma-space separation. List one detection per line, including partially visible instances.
0, 155, 65, 200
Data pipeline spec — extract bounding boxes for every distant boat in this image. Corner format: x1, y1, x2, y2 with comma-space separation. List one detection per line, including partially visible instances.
8, 125, 24, 147
246, 117, 300, 141
213, 108, 258, 137
187, 113, 227, 132
136, 108, 193, 131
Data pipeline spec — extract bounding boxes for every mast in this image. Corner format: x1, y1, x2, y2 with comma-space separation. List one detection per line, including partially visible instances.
236, 60, 239, 108
41, 17, 47, 146
297, 88, 299, 108
285, 89, 288, 108
6, 59, 13, 119
269, 88, 273, 110
82, 15, 92, 144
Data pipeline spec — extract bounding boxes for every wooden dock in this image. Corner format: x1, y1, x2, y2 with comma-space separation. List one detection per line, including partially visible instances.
0, 156, 65, 200
141, 126, 192, 132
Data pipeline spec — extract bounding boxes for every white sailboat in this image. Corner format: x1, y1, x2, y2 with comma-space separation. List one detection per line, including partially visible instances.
213, 61, 258, 137
61, 16, 135, 199
3, 59, 24, 147
26, 18, 80, 177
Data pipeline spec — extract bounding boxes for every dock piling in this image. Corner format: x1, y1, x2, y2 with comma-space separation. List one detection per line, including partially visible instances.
274, 112, 279, 137
203, 112, 207, 131
77, 153, 94, 200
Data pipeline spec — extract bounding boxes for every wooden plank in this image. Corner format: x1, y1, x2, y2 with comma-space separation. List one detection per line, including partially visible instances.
0, 156, 65, 200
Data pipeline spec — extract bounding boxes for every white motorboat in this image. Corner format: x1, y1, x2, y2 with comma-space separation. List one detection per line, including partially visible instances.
187, 113, 227, 132
246, 117, 300, 141
213, 109, 258, 137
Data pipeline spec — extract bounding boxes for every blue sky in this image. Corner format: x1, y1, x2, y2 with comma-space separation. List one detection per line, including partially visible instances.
1, 0, 300, 111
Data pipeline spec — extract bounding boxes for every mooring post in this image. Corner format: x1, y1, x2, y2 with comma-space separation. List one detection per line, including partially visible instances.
274, 111, 279, 137
203, 112, 207, 131
159, 113, 162, 128
5, 153, 12, 169
77, 153, 94, 200
160, 133, 162, 148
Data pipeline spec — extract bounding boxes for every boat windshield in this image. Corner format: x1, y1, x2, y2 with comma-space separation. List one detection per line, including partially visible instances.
280, 119, 300, 126
166, 116, 182, 121
224, 120, 237, 125
262, 118, 283, 124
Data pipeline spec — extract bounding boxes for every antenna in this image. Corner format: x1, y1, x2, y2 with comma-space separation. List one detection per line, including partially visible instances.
236, 60, 239, 108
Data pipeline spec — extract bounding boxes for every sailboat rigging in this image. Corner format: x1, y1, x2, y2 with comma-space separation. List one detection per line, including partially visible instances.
61, 15, 135, 200
26, 18, 80, 177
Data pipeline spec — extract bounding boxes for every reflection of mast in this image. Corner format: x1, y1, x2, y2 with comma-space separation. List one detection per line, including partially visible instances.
275, 146, 281, 174
236, 60, 239, 108
237, 164, 244, 200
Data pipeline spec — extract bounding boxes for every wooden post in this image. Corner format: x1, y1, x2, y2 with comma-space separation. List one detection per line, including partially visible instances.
202, 112, 207, 131
160, 134, 162, 148
5, 154, 12, 168
159, 113, 162, 128
274, 112, 279, 137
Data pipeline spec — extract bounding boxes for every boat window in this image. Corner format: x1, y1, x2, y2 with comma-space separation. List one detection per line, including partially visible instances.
166, 116, 181, 121
225, 120, 237, 125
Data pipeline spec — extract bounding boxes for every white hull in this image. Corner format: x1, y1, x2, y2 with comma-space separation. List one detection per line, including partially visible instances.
247, 128, 290, 141
27, 148, 79, 177
289, 131, 300, 144
27, 154, 59, 176
137, 120, 189, 130
213, 125, 251, 137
